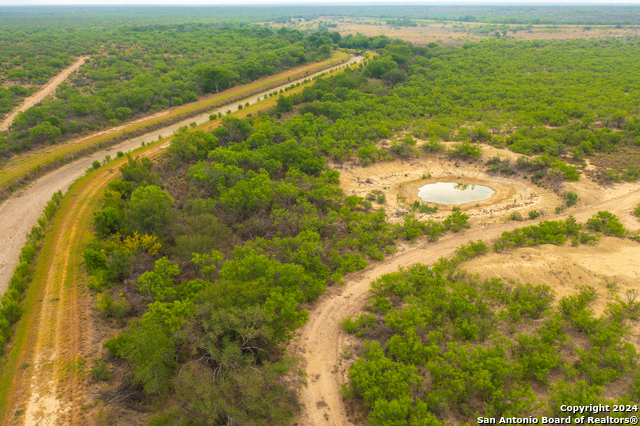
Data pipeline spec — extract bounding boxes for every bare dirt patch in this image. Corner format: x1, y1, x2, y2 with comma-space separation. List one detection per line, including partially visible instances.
465, 236, 640, 312
335, 151, 551, 224
287, 18, 640, 47
333, 144, 640, 228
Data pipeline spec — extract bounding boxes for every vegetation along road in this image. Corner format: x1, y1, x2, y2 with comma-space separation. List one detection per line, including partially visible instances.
0, 53, 366, 425
0, 52, 364, 296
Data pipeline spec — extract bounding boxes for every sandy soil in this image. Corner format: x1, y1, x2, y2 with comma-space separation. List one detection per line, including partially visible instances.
336, 22, 640, 46
0, 55, 363, 296
333, 144, 640, 227
464, 237, 640, 329
0, 57, 89, 132
293, 151, 640, 426
3, 168, 117, 426
279, 18, 640, 47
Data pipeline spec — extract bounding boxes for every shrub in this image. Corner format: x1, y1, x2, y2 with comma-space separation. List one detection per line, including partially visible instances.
549, 381, 604, 417
376, 193, 386, 204
486, 157, 515, 175
507, 211, 524, 221
43, 200, 58, 222
586, 211, 626, 237
494, 217, 582, 251
340, 313, 377, 337
422, 139, 446, 153
1, 299, 22, 324
90, 358, 111, 382
83, 248, 107, 271
19, 243, 37, 264
565, 191, 578, 206
550, 161, 581, 182
410, 200, 437, 214
634, 203, 640, 218
528, 210, 540, 220
449, 140, 481, 159
443, 211, 470, 232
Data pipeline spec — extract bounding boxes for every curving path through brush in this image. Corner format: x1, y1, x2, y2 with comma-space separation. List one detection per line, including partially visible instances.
293, 186, 640, 426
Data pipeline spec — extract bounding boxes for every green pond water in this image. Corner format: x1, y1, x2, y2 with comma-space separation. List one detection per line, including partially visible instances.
417, 182, 494, 205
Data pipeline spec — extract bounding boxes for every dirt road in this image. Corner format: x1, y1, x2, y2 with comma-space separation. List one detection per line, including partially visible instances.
0, 57, 89, 132
0, 54, 364, 295
293, 187, 640, 426
0, 152, 140, 425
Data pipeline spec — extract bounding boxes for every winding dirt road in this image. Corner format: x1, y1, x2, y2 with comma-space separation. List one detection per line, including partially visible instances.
0, 57, 90, 132
0, 54, 364, 296
293, 186, 640, 426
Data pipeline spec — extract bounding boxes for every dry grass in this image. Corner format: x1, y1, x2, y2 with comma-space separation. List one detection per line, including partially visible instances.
273, 17, 640, 47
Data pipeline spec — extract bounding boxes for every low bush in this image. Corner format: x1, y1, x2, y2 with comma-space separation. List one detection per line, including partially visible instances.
586, 211, 626, 237
507, 211, 524, 221
0, 190, 64, 354
449, 140, 481, 159
340, 313, 378, 337
90, 358, 112, 382
565, 191, 578, 206
443, 211, 470, 232
494, 216, 582, 251
410, 200, 438, 214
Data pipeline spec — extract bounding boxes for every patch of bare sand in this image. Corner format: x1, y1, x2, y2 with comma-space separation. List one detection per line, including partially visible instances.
464, 237, 640, 317
333, 143, 640, 229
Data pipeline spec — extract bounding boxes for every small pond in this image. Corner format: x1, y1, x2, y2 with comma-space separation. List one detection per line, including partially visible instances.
417, 182, 494, 205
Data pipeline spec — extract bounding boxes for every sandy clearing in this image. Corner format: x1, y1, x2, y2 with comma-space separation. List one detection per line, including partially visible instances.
293, 161, 640, 425
0, 57, 89, 132
334, 147, 640, 227
463, 237, 640, 330
0, 54, 363, 296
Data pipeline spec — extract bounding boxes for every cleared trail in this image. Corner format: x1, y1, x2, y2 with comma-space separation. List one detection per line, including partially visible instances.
0, 155, 141, 425
0, 54, 363, 295
0, 57, 89, 132
294, 187, 640, 426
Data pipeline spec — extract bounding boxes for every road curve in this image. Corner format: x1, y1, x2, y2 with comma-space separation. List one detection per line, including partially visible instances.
293, 186, 640, 426
0, 57, 90, 132
0, 54, 364, 295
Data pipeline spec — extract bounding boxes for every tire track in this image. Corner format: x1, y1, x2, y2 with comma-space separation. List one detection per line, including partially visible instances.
2, 169, 117, 426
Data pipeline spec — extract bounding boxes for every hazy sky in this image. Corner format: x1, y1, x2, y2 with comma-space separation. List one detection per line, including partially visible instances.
1, 0, 640, 5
